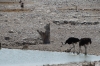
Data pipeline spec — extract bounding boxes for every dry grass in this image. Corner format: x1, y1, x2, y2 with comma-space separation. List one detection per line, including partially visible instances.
57, 7, 100, 11
0, 9, 31, 12
0, 2, 19, 4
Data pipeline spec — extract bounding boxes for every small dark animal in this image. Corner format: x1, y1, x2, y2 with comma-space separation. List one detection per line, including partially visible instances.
61, 37, 80, 53
21, 2, 24, 9
79, 38, 92, 55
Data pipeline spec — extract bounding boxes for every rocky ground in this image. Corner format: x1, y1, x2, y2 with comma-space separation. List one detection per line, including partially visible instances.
0, 0, 100, 66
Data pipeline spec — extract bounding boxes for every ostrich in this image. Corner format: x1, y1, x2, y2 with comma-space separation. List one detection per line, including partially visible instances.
61, 37, 80, 53
79, 38, 92, 55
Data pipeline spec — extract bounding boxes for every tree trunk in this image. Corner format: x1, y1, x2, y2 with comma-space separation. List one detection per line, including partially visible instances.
37, 23, 50, 44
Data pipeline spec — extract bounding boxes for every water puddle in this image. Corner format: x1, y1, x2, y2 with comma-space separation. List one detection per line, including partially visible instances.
0, 48, 100, 66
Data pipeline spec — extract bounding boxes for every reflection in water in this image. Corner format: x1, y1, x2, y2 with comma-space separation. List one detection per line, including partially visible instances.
0, 48, 100, 66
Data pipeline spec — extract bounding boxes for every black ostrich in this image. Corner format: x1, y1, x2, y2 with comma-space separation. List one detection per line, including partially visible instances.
79, 38, 92, 55
61, 37, 80, 53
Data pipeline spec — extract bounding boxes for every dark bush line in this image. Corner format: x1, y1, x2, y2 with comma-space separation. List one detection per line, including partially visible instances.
53, 21, 99, 25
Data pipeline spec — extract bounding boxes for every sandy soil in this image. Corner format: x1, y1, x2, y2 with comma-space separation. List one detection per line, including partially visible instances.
0, 0, 100, 66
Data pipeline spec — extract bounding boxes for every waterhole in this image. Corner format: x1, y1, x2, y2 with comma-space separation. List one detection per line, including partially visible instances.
0, 48, 100, 66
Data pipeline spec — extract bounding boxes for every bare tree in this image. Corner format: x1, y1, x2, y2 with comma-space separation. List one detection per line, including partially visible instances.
37, 23, 50, 44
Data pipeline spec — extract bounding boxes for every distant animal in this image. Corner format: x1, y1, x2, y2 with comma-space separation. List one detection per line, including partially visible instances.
61, 37, 80, 53
79, 38, 92, 55
20, 2, 24, 9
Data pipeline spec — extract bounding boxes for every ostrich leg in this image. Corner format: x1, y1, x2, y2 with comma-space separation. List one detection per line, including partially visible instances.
84, 45, 87, 55
73, 43, 75, 53
69, 43, 75, 53
78, 46, 82, 54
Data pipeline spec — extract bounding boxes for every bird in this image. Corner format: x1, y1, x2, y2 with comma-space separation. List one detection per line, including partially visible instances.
61, 37, 80, 53
78, 38, 92, 55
